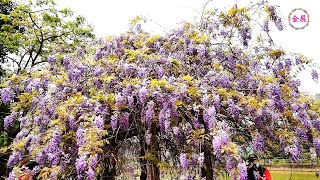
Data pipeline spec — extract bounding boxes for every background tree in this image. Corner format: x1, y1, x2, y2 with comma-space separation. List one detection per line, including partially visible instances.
0, 0, 95, 73
0, 0, 17, 76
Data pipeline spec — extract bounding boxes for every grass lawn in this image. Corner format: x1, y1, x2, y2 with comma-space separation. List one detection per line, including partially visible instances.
271, 171, 320, 180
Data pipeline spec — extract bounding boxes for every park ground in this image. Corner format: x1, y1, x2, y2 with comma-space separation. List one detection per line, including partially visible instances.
271, 171, 319, 180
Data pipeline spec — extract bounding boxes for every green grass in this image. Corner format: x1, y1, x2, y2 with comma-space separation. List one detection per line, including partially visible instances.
271, 171, 320, 180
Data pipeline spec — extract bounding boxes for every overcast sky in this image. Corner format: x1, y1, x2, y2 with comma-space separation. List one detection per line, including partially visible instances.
56, 0, 320, 95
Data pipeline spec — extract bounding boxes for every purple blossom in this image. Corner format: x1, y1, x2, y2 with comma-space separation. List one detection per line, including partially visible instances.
138, 87, 147, 105
77, 47, 85, 57
311, 70, 319, 82
94, 68, 103, 76
48, 55, 55, 64
197, 44, 206, 57
164, 120, 170, 133
94, 116, 104, 129
111, 113, 118, 131
312, 119, 320, 131
265, 61, 271, 69
201, 94, 209, 108
198, 152, 204, 167
127, 96, 134, 109
263, 20, 269, 32
63, 56, 70, 67
314, 139, 320, 154
172, 127, 180, 136
192, 117, 201, 129
89, 154, 99, 167
7, 171, 18, 180
253, 134, 264, 154
212, 130, 229, 156
297, 110, 310, 129
4, 112, 18, 129
145, 101, 154, 127
1, 88, 14, 105
285, 59, 292, 68
156, 66, 165, 78
36, 149, 48, 165
205, 106, 216, 129
227, 100, 240, 119
284, 142, 302, 161
68, 116, 75, 128
237, 162, 247, 180
115, 93, 124, 108
226, 157, 234, 173
179, 153, 189, 170
254, 171, 260, 180
7, 151, 22, 167
95, 48, 103, 60
295, 57, 302, 65
119, 112, 130, 129
51, 130, 62, 145
275, 16, 284, 31
76, 128, 86, 146
145, 130, 152, 145
76, 155, 87, 173
291, 103, 300, 112
87, 168, 95, 180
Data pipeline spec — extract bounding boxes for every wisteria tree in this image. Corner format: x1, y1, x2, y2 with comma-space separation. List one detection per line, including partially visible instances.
1, 1, 320, 180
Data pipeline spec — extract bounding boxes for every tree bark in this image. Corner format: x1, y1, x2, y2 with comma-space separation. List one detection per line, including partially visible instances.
139, 134, 147, 180
146, 123, 160, 180
201, 141, 214, 180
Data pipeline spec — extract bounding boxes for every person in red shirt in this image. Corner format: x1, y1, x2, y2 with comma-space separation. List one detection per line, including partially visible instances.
247, 154, 272, 180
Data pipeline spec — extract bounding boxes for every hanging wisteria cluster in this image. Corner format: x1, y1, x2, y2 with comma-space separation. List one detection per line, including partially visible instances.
1, 1, 320, 180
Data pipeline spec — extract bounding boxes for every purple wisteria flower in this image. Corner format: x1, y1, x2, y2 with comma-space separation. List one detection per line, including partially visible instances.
198, 152, 204, 167
311, 69, 319, 82
76, 154, 87, 173
1, 88, 14, 105
7, 151, 22, 167
48, 55, 55, 64
313, 139, 320, 154
172, 127, 180, 136
226, 157, 234, 173
284, 141, 302, 161
197, 44, 206, 57
63, 56, 70, 67
111, 113, 118, 131
119, 112, 130, 129
263, 20, 269, 32
179, 153, 189, 170
4, 112, 18, 129
253, 134, 264, 154
212, 130, 229, 156
89, 154, 99, 167
87, 168, 95, 180
274, 16, 284, 31
138, 87, 147, 104
76, 128, 86, 146
145, 130, 152, 145
237, 162, 247, 180
94, 116, 104, 129
145, 101, 154, 127
201, 94, 209, 108
127, 96, 134, 109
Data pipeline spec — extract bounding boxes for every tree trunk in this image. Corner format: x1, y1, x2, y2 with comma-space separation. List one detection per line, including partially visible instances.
201, 140, 213, 180
139, 134, 147, 180
146, 123, 160, 180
